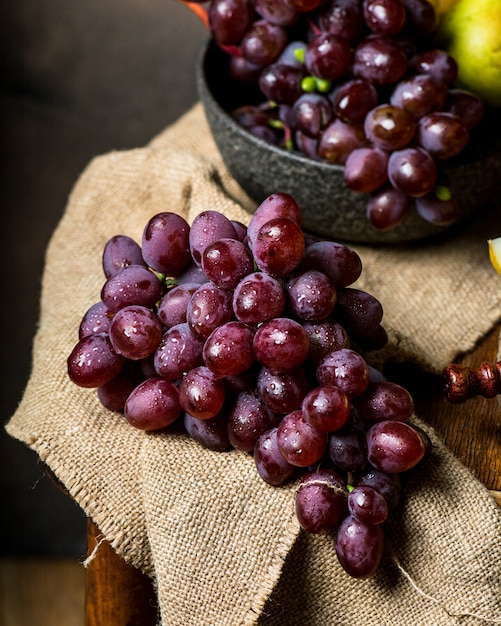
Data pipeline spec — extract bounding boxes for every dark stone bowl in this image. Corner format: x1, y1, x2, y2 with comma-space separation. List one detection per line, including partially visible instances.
196, 38, 501, 244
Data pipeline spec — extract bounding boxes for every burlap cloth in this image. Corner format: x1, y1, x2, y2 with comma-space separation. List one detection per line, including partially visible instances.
6, 104, 501, 625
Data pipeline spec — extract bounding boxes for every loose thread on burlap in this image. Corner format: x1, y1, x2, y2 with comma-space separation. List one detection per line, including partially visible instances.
297, 478, 348, 495
82, 535, 107, 568
389, 546, 501, 624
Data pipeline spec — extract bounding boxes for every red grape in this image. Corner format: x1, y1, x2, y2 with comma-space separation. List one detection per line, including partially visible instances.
276, 409, 328, 467
295, 468, 348, 533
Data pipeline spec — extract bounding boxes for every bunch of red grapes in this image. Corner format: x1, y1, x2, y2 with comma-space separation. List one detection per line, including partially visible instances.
184, 0, 485, 230
67, 192, 431, 578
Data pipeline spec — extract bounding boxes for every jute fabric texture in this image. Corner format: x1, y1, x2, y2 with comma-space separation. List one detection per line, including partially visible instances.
6, 104, 501, 625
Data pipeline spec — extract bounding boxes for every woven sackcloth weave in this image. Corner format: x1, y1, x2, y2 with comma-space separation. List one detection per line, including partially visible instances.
6, 104, 501, 625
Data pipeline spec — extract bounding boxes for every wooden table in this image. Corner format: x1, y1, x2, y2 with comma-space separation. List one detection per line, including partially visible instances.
84, 323, 501, 625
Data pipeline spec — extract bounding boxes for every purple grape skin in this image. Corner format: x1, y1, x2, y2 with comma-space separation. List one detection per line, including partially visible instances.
316, 348, 370, 399
230, 220, 248, 242
153, 323, 204, 381
67, 334, 125, 388
302, 320, 351, 366
176, 263, 209, 286
97, 362, 144, 413
178, 366, 226, 420
79, 301, 113, 339
101, 265, 165, 313
317, 119, 368, 165
402, 0, 437, 37
390, 74, 447, 119
156, 283, 199, 329
189, 211, 238, 267
343, 147, 389, 193
357, 324, 389, 352
302, 385, 351, 432
295, 468, 348, 533
295, 131, 320, 160
277, 40, 308, 69
252, 217, 305, 277
408, 49, 458, 86
276, 409, 328, 467
201, 237, 254, 290
305, 32, 352, 81
241, 19, 288, 66
208, 0, 254, 45
254, 0, 300, 26
363, 104, 416, 151
141, 212, 191, 276
286, 270, 337, 321
257, 366, 308, 414
352, 36, 408, 85
328, 426, 368, 472
331, 78, 378, 124
302, 241, 362, 288
250, 123, 281, 142
247, 192, 302, 248
444, 89, 485, 130
232, 272, 286, 325
354, 381, 414, 424
292, 93, 333, 139
335, 514, 384, 578
186, 282, 233, 340
183, 410, 231, 452
368, 365, 387, 384
254, 427, 296, 486
316, 0, 365, 44
124, 377, 182, 431
363, 0, 406, 36
348, 485, 388, 525
227, 391, 281, 452
334, 288, 384, 339
253, 318, 310, 373
223, 363, 260, 394
411, 423, 433, 458
415, 187, 460, 226
102, 235, 146, 278
232, 105, 270, 131
203, 321, 256, 377
416, 112, 469, 160
355, 468, 401, 510
139, 354, 157, 379
229, 55, 264, 82
366, 184, 413, 230
108, 305, 163, 360
258, 63, 306, 105
277, 105, 295, 131
366, 420, 427, 473
387, 147, 437, 198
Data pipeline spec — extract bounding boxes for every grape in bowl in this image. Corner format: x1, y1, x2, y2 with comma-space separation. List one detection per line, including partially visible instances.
197, 38, 501, 244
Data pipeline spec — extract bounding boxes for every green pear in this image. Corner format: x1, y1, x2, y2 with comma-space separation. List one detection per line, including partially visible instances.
437, 0, 501, 107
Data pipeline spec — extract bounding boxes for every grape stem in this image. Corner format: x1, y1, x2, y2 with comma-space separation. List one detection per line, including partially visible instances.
254, 100, 294, 152
268, 118, 294, 152
347, 472, 354, 488
164, 276, 179, 289
297, 479, 348, 495
308, 18, 321, 37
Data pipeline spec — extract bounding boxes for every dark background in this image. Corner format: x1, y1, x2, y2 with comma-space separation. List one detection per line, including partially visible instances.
0, 0, 208, 557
